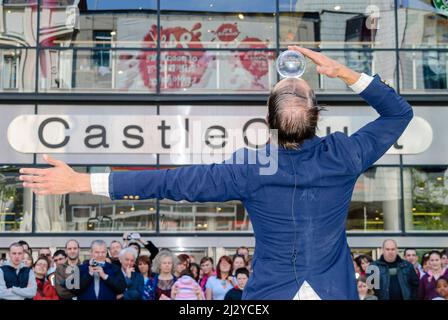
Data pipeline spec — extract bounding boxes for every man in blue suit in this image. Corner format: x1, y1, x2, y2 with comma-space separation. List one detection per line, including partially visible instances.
20, 46, 413, 300
77, 240, 126, 300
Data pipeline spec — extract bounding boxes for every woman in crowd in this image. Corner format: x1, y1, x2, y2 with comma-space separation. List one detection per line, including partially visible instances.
433, 277, 448, 300
23, 251, 34, 268
421, 252, 430, 276
189, 262, 201, 282
33, 256, 59, 300
171, 269, 204, 300
232, 254, 246, 276
418, 250, 448, 300
442, 249, 448, 269
138, 255, 156, 300
175, 254, 190, 278
199, 257, 215, 291
355, 254, 373, 277
356, 276, 377, 300
151, 250, 177, 300
205, 255, 234, 300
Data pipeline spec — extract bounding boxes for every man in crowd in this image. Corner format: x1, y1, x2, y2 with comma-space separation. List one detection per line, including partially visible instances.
369, 240, 419, 300
77, 240, 126, 300
108, 240, 123, 267
0, 243, 37, 300
55, 239, 82, 300
117, 247, 143, 300
53, 250, 68, 268
404, 248, 424, 279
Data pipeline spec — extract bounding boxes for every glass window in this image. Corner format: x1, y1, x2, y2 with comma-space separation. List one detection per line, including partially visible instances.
399, 50, 447, 93
347, 167, 402, 232
403, 166, 448, 232
0, 0, 38, 47
38, 49, 157, 92
159, 199, 252, 232
0, 48, 36, 92
0, 166, 32, 233
279, 0, 396, 48
398, 0, 448, 48
35, 166, 157, 232
39, 0, 157, 48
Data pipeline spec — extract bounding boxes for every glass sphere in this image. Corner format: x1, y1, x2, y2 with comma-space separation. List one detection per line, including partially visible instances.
276, 50, 307, 78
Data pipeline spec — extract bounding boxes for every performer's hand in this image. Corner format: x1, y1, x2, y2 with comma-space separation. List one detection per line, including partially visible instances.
287, 45, 361, 86
19, 154, 91, 195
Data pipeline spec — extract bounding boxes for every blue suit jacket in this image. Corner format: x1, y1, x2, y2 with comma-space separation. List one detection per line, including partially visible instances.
108, 75, 413, 300
77, 262, 127, 301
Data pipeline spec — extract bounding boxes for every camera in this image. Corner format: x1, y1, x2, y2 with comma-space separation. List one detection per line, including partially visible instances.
127, 232, 141, 241
90, 259, 99, 267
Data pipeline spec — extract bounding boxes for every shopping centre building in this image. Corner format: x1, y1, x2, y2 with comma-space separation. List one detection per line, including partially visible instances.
0, 0, 447, 261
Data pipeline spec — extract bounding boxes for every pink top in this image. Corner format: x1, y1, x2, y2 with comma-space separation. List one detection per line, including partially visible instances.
173, 276, 204, 300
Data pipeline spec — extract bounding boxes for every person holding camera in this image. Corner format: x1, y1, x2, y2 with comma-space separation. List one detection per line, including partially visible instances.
123, 232, 159, 263
77, 240, 126, 300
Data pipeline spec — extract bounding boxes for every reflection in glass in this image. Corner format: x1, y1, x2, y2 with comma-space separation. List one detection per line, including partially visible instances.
404, 167, 448, 231
347, 167, 401, 232
400, 51, 448, 93
0, 1, 37, 46
159, 200, 252, 232
0, 48, 36, 92
0, 167, 32, 232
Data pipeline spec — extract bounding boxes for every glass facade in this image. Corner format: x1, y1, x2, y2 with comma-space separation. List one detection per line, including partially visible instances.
0, 1, 447, 245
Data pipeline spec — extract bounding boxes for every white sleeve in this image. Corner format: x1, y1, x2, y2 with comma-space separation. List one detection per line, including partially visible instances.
349, 73, 374, 94
90, 173, 111, 198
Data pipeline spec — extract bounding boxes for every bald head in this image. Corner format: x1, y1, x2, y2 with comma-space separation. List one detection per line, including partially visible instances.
267, 78, 321, 149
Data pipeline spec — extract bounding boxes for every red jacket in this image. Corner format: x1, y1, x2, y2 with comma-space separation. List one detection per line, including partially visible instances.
34, 277, 60, 300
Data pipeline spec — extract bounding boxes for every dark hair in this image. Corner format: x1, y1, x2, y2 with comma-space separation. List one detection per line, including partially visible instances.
177, 254, 190, 268
428, 250, 442, 259
18, 240, 32, 255
128, 242, 141, 256
235, 267, 250, 279
216, 256, 233, 280
189, 263, 201, 282
179, 268, 194, 279
137, 255, 152, 277
357, 275, 375, 296
355, 255, 373, 272
436, 277, 448, 287
53, 249, 67, 258
442, 249, 448, 257
267, 79, 323, 149
404, 248, 417, 256
34, 255, 50, 268
200, 256, 214, 266
422, 252, 431, 266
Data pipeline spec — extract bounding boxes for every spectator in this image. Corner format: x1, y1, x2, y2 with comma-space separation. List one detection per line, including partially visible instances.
53, 250, 68, 268
151, 250, 177, 300
421, 252, 431, 275
225, 267, 250, 300
65, 239, 81, 267
138, 255, 155, 300
38, 248, 54, 275
232, 255, 246, 276
369, 239, 419, 300
433, 277, 448, 300
355, 254, 373, 277
175, 254, 190, 278
199, 257, 215, 292
404, 248, 424, 279
54, 239, 81, 300
246, 257, 253, 275
442, 249, 448, 269
77, 240, 126, 300
123, 232, 159, 261
117, 247, 143, 300
236, 247, 249, 261
351, 253, 361, 280
33, 256, 59, 300
205, 256, 234, 300
417, 250, 448, 300
108, 240, 122, 267
171, 269, 204, 300
0, 243, 37, 300
23, 251, 33, 268
356, 276, 377, 300
18, 240, 32, 256
189, 263, 200, 282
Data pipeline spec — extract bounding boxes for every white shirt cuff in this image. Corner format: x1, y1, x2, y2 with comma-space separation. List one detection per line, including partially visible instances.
90, 173, 111, 198
349, 73, 374, 94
